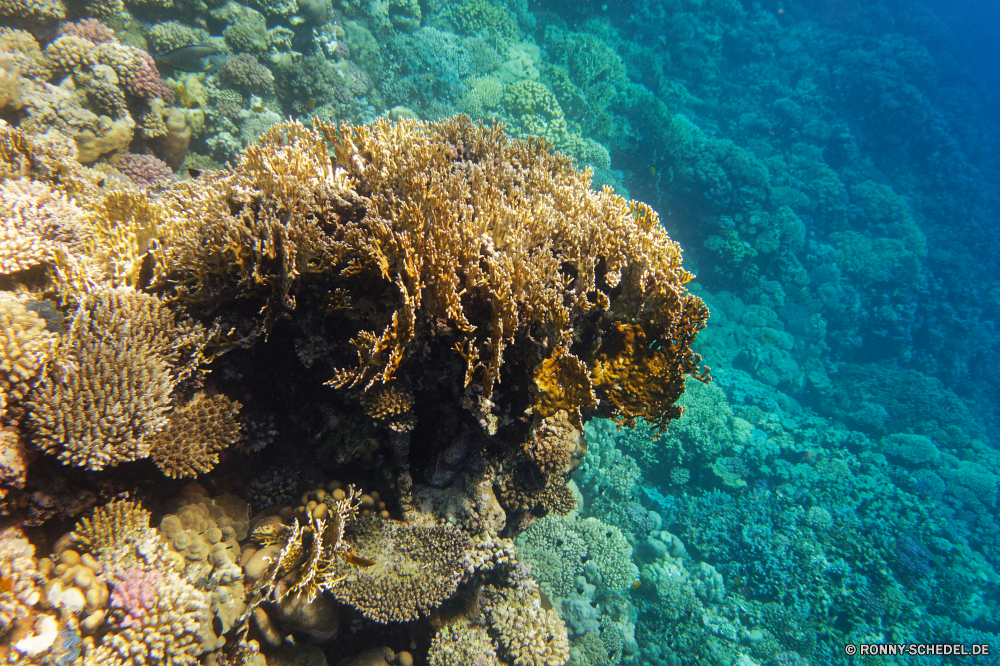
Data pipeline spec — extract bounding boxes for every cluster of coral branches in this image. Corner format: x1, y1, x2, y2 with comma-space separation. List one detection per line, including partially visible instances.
0, 116, 707, 665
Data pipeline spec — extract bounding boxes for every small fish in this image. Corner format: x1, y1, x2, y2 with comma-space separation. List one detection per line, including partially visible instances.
154, 45, 227, 73
346, 551, 376, 568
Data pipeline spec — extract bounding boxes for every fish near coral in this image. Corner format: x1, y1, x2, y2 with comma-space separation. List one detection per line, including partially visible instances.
154, 45, 227, 73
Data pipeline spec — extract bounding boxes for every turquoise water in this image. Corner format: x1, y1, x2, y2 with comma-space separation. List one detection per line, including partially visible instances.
2, 0, 999, 664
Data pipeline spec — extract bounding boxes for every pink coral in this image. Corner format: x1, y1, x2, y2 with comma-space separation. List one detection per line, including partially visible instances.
115, 153, 174, 188
98, 44, 174, 103
58, 18, 116, 45
110, 569, 162, 629
125, 48, 175, 103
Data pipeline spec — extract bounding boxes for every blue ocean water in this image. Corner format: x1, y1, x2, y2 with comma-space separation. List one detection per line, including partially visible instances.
2, 0, 999, 664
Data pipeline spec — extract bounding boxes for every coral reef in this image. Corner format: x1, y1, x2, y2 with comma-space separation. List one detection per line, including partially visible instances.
2, 0, 997, 663
149, 392, 242, 479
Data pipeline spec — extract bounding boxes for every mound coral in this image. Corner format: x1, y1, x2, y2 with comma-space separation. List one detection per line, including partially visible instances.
0, 293, 58, 404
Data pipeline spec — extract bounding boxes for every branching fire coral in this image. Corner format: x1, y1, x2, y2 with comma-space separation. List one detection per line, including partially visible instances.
153, 116, 707, 432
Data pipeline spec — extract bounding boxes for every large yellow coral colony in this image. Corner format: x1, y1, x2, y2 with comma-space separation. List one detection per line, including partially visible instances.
0, 116, 708, 665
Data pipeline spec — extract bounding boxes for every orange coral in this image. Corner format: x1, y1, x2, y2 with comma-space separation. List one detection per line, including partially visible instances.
532, 345, 596, 427
590, 322, 710, 428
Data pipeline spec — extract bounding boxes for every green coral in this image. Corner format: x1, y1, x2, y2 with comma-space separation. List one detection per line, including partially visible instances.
659, 377, 752, 467
451, 0, 519, 42
517, 514, 637, 597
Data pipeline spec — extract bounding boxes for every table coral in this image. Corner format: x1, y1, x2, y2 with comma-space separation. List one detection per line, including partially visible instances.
328, 515, 472, 623
149, 392, 242, 479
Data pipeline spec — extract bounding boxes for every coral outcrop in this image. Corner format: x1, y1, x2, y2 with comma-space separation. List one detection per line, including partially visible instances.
0, 114, 707, 666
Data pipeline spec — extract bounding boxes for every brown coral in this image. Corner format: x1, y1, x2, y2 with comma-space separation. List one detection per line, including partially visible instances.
70, 498, 166, 575
149, 392, 242, 479
521, 410, 581, 476
0, 293, 58, 404
590, 320, 710, 428
0, 177, 90, 277
44, 35, 97, 72
0, 526, 45, 638
483, 585, 570, 666
0, 123, 32, 178
0, 0, 64, 21
361, 384, 416, 432
152, 118, 707, 419
27, 287, 209, 470
329, 516, 472, 623
532, 347, 596, 428
246, 486, 362, 606
0, 29, 51, 80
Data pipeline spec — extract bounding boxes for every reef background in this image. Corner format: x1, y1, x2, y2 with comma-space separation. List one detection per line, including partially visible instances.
2, 0, 999, 664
